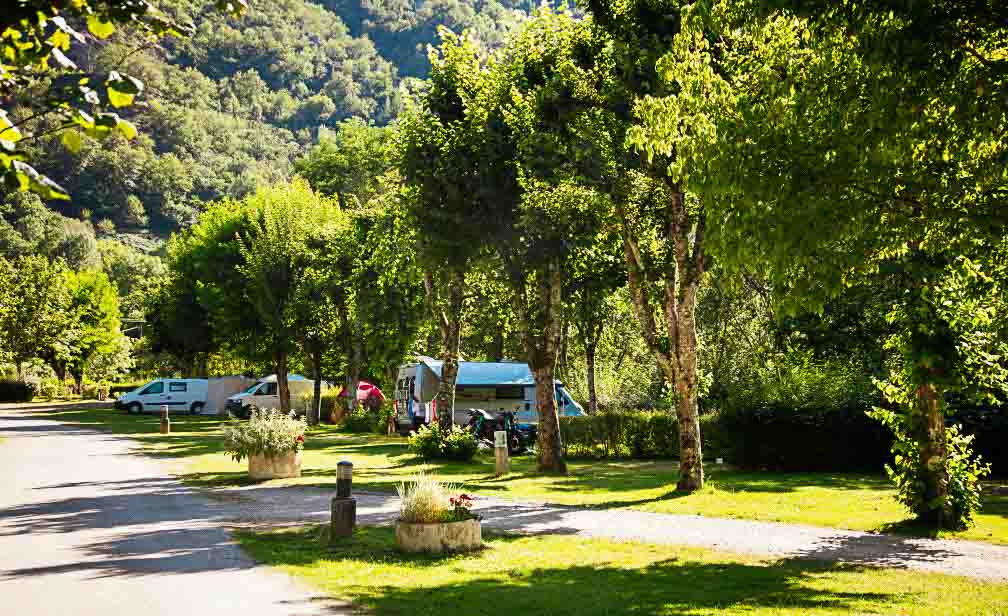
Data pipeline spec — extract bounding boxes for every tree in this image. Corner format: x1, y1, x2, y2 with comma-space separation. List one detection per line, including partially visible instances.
0, 255, 71, 379
629, 0, 1008, 525
469, 9, 618, 472
565, 234, 625, 414
237, 180, 341, 414
398, 30, 488, 430
59, 269, 124, 391
1, 0, 246, 200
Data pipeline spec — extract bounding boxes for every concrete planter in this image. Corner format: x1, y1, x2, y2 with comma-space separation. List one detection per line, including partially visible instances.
395, 517, 482, 554
248, 450, 302, 480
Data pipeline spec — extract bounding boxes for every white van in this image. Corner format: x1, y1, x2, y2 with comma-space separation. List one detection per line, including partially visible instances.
116, 379, 209, 415
224, 374, 323, 418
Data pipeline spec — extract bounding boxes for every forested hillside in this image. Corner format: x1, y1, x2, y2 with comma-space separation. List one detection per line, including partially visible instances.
6, 0, 535, 247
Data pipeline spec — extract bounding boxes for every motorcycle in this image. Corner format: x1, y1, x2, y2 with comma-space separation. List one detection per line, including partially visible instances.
464, 408, 534, 455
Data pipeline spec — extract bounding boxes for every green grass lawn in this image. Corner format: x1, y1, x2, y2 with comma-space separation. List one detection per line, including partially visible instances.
30, 405, 1008, 545
236, 525, 1008, 616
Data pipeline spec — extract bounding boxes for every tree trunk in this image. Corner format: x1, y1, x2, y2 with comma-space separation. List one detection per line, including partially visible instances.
913, 379, 950, 525
275, 353, 290, 414
618, 188, 705, 492
434, 270, 465, 430
309, 347, 322, 426
526, 261, 566, 474
490, 330, 504, 362
533, 364, 566, 473
673, 302, 704, 492
585, 340, 598, 415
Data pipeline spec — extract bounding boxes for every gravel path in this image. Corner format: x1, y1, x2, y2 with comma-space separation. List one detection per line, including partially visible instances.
0, 407, 349, 615
3, 405, 1008, 595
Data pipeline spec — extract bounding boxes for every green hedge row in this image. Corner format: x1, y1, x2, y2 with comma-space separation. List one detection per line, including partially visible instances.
0, 380, 34, 402
560, 404, 1004, 474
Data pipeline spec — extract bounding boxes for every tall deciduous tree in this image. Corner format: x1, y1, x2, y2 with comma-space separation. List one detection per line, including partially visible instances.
582, 0, 711, 491
237, 180, 341, 414
0, 255, 70, 379
630, 0, 1007, 525
398, 30, 487, 430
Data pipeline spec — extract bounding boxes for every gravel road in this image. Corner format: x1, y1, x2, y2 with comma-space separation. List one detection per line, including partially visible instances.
0, 406, 348, 616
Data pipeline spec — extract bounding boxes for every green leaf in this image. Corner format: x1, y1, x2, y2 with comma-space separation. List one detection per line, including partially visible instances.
12, 160, 69, 200
87, 15, 116, 39
61, 130, 82, 153
115, 119, 138, 140
106, 72, 143, 108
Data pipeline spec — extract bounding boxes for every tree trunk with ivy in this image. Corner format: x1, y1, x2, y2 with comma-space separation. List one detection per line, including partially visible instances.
619, 187, 705, 492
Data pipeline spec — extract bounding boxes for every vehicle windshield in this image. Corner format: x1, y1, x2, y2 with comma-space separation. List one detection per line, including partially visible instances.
241, 383, 263, 394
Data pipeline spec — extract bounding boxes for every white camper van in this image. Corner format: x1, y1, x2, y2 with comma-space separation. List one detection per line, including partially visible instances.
115, 376, 255, 415
393, 358, 585, 435
116, 379, 209, 414
224, 374, 325, 418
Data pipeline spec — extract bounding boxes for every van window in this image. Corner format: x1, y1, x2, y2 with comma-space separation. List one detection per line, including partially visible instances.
141, 382, 164, 395
256, 383, 278, 396
169, 382, 187, 393
495, 385, 524, 400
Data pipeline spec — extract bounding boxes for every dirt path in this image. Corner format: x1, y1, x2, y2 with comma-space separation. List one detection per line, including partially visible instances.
0, 407, 348, 615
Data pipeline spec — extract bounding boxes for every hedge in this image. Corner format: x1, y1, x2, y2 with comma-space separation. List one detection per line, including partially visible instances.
0, 380, 34, 402
560, 405, 1005, 475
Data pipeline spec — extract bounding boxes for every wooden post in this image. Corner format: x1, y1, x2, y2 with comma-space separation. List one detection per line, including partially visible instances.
160, 406, 170, 434
494, 430, 509, 476
330, 461, 356, 540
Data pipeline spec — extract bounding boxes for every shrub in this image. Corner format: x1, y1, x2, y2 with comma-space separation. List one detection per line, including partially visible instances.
408, 423, 478, 462
0, 380, 34, 402
81, 382, 99, 399
36, 379, 64, 399
110, 382, 145, 396
871, 406, 991, 529
396, 471, 475, 523
320, 389, 341, 423
223, 408, 307, 463
341, 406, 379, 433
560, 411, 680, 459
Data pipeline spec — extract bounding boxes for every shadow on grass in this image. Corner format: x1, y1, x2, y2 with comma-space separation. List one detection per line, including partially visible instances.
237, 526, 907, 616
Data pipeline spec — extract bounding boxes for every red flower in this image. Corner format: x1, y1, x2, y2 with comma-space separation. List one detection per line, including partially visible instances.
296, 435, 305, 444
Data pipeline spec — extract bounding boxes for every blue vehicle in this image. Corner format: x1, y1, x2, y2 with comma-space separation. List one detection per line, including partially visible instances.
392, 357, 585, 436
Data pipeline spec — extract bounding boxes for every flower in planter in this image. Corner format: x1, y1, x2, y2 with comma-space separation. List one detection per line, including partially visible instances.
449, 493, 475, 520
223, 408, 307, 463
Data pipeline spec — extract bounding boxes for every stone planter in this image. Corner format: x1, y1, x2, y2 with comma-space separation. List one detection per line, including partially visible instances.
395, 517, 482, 554
248, 451, 302, 480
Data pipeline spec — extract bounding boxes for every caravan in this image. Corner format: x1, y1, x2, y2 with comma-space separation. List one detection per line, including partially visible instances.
393, 358, 584, 435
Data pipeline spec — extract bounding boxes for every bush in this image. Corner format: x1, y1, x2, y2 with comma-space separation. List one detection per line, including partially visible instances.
0, 380, 34, 402
320, 389, 341, 423
223, 408, 307, 463
341, 406, 379, 433
396, 471, 475, 523
110, 382, 145, 396
408, 423, 478, 462
871, 406, 990, 529
560, 410, 679, 459
36, 379, 65, 399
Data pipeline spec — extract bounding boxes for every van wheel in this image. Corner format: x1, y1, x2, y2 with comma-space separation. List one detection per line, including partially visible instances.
127, 403, 142, 415
190, 402, 204, 415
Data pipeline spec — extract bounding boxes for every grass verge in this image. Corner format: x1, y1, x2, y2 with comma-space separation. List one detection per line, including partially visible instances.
29, 405, 1008, 545
236, 525, 1008, 616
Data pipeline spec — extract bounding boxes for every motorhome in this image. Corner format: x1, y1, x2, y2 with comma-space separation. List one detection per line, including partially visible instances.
393, 358, 585, 435
224, 374, 326, 417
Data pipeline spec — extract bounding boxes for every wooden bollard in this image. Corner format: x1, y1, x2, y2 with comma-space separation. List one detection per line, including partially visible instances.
159, 406, 170, 434
494, 430, 509, 476
330, 461, 356, 540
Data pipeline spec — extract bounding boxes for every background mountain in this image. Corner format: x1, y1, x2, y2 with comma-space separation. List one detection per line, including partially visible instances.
6, 0, 540, 255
